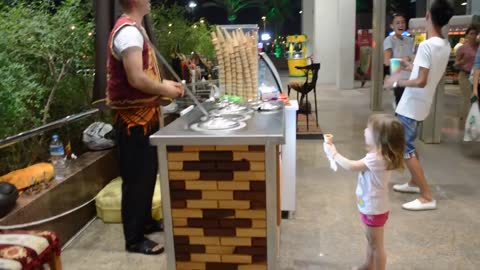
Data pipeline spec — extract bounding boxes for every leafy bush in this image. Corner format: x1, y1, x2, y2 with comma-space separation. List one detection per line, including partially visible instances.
150, 4, 215, 61
0, 1, 215, 175
0, 0, 95, 175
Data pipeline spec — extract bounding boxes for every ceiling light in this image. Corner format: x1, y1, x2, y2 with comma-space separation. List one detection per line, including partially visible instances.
261, 33, 271, 41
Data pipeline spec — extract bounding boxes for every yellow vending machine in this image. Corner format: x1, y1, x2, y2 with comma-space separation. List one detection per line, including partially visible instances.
286, 35, 308, 77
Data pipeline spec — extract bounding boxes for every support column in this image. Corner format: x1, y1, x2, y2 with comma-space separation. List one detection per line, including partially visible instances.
301, 0, 314, 57
93, 0, 114, 104
467, 0, 480, 15
312, 0, 338, 84
370, 0, 386, 111
336, 0, 355, 90
416, 0, 428, 17
305, 0, 355, 88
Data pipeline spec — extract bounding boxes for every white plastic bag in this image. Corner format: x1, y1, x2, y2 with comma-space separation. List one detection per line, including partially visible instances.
83, 122, 115, 150
464, 101, 480, 142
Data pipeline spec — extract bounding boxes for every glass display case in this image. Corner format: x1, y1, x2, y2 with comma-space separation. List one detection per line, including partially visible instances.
259, 52, 284, 94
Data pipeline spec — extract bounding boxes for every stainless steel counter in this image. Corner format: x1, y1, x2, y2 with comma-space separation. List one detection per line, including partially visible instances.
150, 102, 285, 146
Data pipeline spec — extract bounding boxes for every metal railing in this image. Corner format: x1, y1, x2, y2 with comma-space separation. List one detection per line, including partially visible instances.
0, 109, 99, 150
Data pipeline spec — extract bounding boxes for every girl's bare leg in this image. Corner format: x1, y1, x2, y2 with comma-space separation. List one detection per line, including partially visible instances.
352, 225, 386, 270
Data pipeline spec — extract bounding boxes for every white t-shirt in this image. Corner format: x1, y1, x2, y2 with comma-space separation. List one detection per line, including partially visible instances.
356, 152, 391, 215
112, 26, 144, 59
396, 37, 451, 121
384, 35, 415, 79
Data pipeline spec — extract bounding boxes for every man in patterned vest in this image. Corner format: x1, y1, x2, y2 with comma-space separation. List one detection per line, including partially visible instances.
107, 0, 183, 255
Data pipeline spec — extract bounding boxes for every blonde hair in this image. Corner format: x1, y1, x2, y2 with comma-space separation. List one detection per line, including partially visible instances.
368, 114, 405, 170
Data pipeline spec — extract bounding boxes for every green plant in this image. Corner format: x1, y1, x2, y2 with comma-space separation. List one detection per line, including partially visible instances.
202, 0, 266, 23
0, 0, 94, 175
265, 0, 294, 35
150, 4, 215, 60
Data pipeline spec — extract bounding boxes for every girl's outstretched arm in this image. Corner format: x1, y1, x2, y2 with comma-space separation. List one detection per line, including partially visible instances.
333, 153, 367, 172
324, 143, 368, 172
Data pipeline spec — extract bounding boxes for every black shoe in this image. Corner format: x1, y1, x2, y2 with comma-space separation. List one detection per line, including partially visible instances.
144, 221, 164, 234
126, 238, 164, 255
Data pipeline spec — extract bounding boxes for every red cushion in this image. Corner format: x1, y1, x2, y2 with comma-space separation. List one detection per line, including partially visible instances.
0, 230, 60, 270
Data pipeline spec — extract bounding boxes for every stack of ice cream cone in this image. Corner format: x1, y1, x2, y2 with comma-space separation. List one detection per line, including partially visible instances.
211, 26, 258, 101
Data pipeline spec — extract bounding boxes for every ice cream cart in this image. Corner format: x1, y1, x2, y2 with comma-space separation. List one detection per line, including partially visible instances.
285, 35, 308, 77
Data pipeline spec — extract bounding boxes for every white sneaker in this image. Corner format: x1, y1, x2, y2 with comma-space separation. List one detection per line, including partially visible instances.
393, 183, 420, 193
402, 199, 437, 211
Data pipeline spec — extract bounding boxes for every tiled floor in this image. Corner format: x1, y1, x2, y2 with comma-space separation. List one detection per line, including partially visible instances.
62, 77, 480, 270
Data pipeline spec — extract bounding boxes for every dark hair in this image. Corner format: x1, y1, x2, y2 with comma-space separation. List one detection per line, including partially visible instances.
367, 114, 405, 171
429, 0, 454, 28
465, 25, 478, 36
391, 13, 406, 23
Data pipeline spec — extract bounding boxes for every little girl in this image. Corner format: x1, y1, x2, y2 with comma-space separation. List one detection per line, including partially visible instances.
323, 114, 405, 270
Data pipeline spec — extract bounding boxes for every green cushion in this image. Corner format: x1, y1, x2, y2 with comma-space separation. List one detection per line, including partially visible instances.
95, 176, 162, 223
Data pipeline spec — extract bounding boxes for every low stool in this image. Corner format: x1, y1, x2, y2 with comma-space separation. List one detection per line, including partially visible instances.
0, 230, 61, 270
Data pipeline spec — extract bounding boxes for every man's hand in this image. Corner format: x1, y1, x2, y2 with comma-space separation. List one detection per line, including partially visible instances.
384, 74, 400, 89
323, 142, 337, 159
401, 58, 413, 72
161, 80, 184, 98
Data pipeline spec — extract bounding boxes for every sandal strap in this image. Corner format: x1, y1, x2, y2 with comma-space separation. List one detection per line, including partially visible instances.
126, 239, 164, 255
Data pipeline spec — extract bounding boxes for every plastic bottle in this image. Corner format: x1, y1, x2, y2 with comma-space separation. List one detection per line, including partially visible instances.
50, 134, 66, 179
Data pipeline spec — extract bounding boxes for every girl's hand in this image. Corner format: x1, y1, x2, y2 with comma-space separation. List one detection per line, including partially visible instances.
323, 142, 337, 159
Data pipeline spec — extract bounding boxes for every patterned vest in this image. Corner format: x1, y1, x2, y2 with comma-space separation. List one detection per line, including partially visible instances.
106, 15, 170, 109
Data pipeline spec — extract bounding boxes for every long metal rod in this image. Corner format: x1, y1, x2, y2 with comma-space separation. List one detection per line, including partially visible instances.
144, 31, 210, 117
0, 109, 99, 149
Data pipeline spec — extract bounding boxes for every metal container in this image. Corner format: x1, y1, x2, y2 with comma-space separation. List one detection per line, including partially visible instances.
197, 117, 241, 130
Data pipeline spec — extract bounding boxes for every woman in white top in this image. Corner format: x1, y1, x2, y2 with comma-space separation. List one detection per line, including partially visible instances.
324, 114, 405, 270
455, 26, 479, 125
